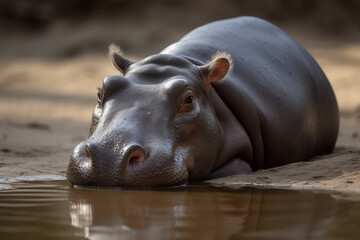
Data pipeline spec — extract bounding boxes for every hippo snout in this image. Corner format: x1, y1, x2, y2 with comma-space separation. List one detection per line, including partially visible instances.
67, 138, 189, 188
68, 141, 146, 186
84, 142, 146, 170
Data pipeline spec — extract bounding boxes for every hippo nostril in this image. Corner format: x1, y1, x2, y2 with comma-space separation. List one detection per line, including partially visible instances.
126, 147, 145, 169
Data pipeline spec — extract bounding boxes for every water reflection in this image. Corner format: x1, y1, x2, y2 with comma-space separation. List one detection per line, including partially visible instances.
68, 186, 336, 240
1, 181, 360, 240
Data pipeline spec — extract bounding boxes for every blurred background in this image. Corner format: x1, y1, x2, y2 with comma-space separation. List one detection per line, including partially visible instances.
0, 0, 359, 177
0, 0, 359, 58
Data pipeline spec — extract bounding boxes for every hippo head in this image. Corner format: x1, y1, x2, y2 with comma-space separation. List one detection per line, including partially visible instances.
67, 45, 232, 188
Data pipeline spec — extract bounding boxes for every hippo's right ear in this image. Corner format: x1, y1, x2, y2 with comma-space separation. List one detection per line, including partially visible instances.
109, 44, 134, 75
199, 52, 232, 88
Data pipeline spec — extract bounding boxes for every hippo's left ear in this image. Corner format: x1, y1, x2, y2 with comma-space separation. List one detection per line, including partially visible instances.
199, 52, 232, 88
109, 44, 134, 75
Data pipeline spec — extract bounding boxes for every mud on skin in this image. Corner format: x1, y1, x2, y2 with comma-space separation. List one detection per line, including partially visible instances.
67, 16, 339, 188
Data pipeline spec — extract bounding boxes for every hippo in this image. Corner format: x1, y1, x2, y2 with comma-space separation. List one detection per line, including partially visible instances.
67, 16, 339, 188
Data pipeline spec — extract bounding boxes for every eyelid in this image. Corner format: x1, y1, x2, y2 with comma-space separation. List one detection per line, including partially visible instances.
162, 78, 192, 99
183, 88, 194, 101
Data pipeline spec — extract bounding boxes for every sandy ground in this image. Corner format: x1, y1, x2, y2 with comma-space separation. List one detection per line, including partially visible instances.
0, 21, 359, 194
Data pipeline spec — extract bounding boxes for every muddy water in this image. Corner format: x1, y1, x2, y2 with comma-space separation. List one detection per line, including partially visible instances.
0, 180, 359, 240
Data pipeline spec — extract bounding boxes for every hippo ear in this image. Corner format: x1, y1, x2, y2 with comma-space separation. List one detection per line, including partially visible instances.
109, 44, 134, 75
199, 52, 232, 88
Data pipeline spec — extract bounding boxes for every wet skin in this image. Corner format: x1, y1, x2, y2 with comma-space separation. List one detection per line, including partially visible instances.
67, 16, 339, 188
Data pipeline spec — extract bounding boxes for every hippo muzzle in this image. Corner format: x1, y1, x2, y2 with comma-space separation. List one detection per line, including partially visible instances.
68, 140, 190, 187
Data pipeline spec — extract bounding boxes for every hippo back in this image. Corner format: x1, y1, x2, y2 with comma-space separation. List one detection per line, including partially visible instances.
162, 16, 339, 170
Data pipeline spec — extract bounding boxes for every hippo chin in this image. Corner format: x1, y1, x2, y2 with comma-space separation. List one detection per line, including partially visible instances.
67, 16, 339, 188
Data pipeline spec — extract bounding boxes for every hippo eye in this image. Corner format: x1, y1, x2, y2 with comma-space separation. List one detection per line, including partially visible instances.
179, 89, 195, 113
184, 96, 193, 104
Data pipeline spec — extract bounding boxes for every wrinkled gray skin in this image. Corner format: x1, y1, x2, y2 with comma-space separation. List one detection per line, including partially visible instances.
67, 17, 339, 188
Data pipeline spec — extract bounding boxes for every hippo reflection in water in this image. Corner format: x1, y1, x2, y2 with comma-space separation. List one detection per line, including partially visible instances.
68, 187, 336, 240
67, 16, 339, 188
